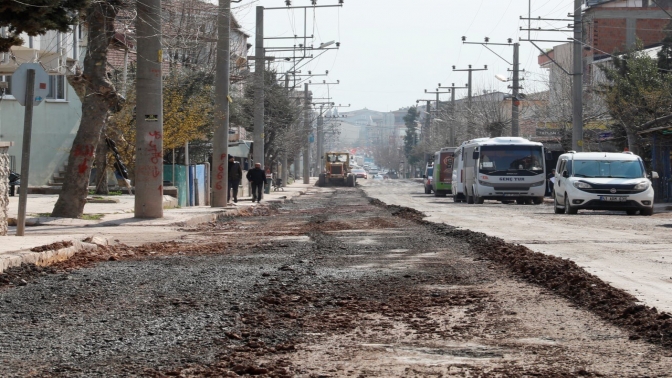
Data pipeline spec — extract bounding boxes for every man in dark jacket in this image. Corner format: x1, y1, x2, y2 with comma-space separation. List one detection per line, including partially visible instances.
228, 155, 243, 203
246, 162, 266, 203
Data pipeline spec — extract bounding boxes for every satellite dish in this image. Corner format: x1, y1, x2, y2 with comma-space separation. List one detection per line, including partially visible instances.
495, 74, 508, 82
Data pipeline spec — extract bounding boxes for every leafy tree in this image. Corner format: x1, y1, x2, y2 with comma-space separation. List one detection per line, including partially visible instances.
0, 0, 87, 52
106, 70, 216, 180
658, 19, 672, 71
238, 69, 298, 169
601, 44, 672, 154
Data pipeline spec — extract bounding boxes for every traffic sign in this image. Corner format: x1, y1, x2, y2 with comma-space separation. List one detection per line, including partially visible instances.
11, 63, 49, 107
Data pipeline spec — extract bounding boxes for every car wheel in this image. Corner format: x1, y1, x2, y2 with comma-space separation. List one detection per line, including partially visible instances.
532, 197, 544, 205
565, 196, 578, 214
553, 192, 564, 214
515, 199, 525, 205
626, 209, 638, 215
640, 207, 654, 216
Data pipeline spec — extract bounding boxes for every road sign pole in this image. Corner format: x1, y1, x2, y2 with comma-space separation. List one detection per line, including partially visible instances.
16, 69, 36, 236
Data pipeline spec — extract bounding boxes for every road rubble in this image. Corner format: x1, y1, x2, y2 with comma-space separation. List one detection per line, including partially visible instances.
0, 187, 671, 377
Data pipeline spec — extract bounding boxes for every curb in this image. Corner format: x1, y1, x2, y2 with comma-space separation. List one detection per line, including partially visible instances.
0, 186, 312, 274
0, 239, 104, 274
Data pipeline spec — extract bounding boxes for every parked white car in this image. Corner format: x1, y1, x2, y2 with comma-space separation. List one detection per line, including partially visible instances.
553, 151, 658, 216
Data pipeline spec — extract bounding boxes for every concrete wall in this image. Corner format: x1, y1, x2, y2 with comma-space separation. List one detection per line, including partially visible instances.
0, 84, 82, 186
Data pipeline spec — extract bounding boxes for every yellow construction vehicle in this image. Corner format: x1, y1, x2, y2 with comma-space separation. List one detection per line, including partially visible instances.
318, 152, 356, 187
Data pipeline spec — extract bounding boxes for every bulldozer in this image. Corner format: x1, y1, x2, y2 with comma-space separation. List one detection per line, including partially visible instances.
318, 152, 356, 187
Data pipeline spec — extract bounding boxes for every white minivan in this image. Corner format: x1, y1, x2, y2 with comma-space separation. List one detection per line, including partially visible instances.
553, 151, 658, 215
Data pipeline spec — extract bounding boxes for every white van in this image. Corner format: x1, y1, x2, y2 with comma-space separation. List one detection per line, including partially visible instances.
553, 151, 658, 215
453, 137, 546, 204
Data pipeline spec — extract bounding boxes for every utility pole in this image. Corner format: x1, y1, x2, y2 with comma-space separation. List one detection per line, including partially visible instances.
303, 83, 311, 184
424, 88, 450, 159
211, 0, 234, 207
438, 83, 468, 146
452, 65, 488, 139
416, 99, 435, 165
520, 3, 580, 149
135, 0, 163, 218
254, 6, 265, 168
318, 105, 324, 166
512, 41, 521, 137
572, 0, 584, 151
462, 37, 523, 137
313, 101, 337, 166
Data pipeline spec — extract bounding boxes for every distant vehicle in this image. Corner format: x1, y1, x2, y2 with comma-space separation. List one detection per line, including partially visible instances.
352, 168, 368, 179
372, 174, 384, 180
387, 170, 399, 179
369, 169, 379, 175
423, 164, 434, 194
318, 152, 356, 187
432, 147, 456, 197
453, 137, 546, 204
553, 151, 657, 215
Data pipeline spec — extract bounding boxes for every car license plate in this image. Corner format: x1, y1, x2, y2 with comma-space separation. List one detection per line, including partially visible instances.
600, 196, 627, 202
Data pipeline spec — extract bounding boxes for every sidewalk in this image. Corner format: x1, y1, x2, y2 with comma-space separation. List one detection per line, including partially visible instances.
0, 179, 317, 273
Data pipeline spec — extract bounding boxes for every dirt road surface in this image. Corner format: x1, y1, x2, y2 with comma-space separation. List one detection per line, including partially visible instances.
0, 186, 670, 376
361, 179, 672, 314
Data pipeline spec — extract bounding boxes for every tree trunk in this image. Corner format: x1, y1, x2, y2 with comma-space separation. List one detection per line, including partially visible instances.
94, 130, 109, 195
52, 1, 121, 217
626, 127, 640, 155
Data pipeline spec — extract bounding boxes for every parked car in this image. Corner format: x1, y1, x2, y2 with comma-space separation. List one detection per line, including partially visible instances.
352, 168, 368, 179
423, 165, 434, 194
553, 151, 657, 215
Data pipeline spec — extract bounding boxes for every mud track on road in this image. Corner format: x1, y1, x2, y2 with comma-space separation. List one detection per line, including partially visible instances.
371, 198, 672, 350
1, 188, 671, 377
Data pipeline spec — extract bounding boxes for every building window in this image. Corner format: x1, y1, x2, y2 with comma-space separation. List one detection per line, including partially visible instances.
0, 75, 11, 96
47, 75, 66, 100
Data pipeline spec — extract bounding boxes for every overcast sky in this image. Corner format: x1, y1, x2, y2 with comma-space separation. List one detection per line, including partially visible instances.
233, 0, 576, 112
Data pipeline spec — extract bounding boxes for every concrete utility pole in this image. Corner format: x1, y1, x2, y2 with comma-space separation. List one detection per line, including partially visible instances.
254, 6, 265, 168
438, 83, 468, 146
303, 83, 311, 184
416, 99, 435, 165
512, 42, 521, 137
312, 101, 336, 168
135, 0, 163, 218
452, 65, 488, 139
424, 88, 449, 160
211, 0, 232, 207
318, 105, 324, 165
572, 0, 584, 151
462, 37, 522, 137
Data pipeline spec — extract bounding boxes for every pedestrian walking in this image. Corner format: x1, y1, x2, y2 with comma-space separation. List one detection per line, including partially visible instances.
246, 162, 266, 203
547, 169, 556, 196
228, 155, 243, 203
